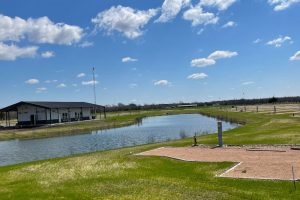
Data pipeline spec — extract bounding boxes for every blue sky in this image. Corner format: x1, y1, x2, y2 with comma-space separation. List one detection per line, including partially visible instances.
0, 0, 300, 107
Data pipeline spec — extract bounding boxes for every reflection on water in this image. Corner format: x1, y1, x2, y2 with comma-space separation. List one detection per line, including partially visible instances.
0, 114, 238, 166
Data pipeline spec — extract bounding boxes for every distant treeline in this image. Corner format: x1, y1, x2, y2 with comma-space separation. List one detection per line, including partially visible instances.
105, 96, 300, 112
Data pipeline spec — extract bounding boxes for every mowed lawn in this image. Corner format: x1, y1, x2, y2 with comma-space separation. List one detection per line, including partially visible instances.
0, 107, 300, 199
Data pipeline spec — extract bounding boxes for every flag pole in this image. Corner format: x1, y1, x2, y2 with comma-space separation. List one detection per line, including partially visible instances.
92, 67, 97, 119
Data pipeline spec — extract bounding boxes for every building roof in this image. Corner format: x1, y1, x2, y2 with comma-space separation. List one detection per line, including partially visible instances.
0, 101, 105, 112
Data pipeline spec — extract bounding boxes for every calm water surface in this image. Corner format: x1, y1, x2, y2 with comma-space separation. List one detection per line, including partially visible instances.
0, 114, 238, 166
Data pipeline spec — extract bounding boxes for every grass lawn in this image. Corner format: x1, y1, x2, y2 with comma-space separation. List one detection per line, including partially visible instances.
0, 106, 299, 199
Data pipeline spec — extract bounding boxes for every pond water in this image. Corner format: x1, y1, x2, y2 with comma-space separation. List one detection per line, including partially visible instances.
0, 114, 238, 166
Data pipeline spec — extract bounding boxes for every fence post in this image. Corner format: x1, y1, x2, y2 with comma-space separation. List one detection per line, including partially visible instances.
218, 121, 223, 147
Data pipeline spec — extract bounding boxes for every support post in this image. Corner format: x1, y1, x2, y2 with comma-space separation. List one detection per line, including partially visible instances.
50, 108, 52, 124
80, 107, 83, 121
35, 107, 37, 126
45, 108, 47, 124
217, 121, 223, 147
99, 107, 102, 119
292, 165, 296, 190
16, 109, 19, 126
57, 108, 60, 123
104, 107, 106, 119
8, 111, 10, 127
5, 112, 7, 127
68, 108, 70, 122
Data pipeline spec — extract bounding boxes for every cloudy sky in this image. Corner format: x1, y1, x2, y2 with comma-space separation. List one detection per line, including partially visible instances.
0, 0, 300, 107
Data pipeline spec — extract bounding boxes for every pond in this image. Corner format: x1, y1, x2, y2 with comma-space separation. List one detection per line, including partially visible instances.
0, 114, 238, 166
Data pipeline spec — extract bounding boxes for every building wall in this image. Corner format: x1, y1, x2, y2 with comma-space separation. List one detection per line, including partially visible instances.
17, 105, 92, 125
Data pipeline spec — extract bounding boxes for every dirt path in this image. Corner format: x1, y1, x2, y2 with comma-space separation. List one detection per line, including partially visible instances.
138, 146, 300, 180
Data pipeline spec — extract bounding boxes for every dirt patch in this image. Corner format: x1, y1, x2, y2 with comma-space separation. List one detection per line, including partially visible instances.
137, 146, 300, 181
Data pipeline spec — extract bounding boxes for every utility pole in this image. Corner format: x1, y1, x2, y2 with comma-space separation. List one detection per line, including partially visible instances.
92, 67, 97, 119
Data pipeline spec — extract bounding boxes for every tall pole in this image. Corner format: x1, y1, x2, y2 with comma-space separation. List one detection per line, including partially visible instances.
92, 67, 97, 119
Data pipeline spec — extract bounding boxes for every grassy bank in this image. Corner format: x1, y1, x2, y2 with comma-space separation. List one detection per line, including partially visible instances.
2, 106, 299, 144
0, 107, 299, 199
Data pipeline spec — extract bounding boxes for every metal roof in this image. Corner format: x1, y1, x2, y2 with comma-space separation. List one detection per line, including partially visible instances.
0, 101, 105, 112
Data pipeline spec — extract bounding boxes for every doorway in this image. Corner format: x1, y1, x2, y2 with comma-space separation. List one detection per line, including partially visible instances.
30, 115, 35, 125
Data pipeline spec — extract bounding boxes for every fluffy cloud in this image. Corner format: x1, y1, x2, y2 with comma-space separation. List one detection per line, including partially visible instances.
36, 87, 47, 93
0, 15, 83, 45
222, 21, 236, 28
122, 57, 138, 63
268, 0, 300, 11
187, 73, 208, 79
183, 6, 219, 26
208, 50, 238, 60
154, 80, 171, 86
41, 51, 55, 58
253, 38, 262, 44
289, 51, 300, 61
266, 36, 292, 47
57, 83, 67, 88
92, 6, 158, 39
200, 0, 237, 10
25, 79, 39, 85
77, 73, 86, 78
191, 50, 237, 67
191, 58, 216, 67
0, 43, 37, 61
156, 0, 191, 23
82, 80, 99, 85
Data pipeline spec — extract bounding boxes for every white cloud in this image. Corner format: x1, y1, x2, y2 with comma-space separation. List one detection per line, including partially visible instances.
208, 50, 238, 60
57, 83, 67, 88
82, 80, 99, 85
289, 51, 300, 61
72, 83, 78, 87
36, 87, 47, 93
0, 15, 83, 45
156, 0, 191, 23
191, 50, 237, 67
242, 81, 255, 85
77, 73, 86, 78
183, 6, 219, 26
268, 0, 300, 11
41, 51, 55, 58
92, 5, 158, 39
187, 73, 208, 79
25, 79, 39, 85
197, 28, 205, 35
0, 43, 37, 61
79, 41, 94, 48
266, 36, 292, 47
222, 21, 236, 28
154, 80, 171, 86
122, 57, 138, 63
191, 58, 216, 67
200, 0, 237, 10
253, 38, 262, 44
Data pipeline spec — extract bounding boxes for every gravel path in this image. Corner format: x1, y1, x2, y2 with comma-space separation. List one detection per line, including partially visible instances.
138, 146, 300, 180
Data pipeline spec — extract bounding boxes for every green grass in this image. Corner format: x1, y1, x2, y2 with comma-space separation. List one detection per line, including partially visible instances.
0, 106, 299, 199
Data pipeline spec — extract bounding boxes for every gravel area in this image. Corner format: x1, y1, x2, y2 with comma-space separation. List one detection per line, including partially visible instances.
138, 146, 300, 181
